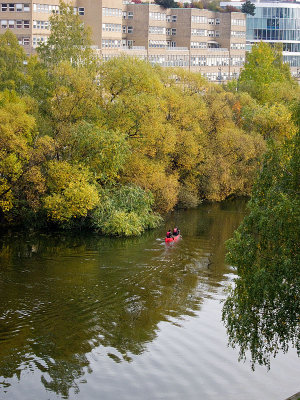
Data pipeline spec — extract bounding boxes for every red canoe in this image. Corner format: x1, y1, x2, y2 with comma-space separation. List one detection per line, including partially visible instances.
165, 235, 181, 243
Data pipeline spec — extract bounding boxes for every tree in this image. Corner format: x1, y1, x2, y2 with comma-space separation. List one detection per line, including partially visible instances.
90, 185, 162, 236
37, 1, 95, 68
43, 161, 99, 223
154, 0, 179, 8
0, 30, 27, 92
241, 0, 256, 16
238, 43, 293, 103
0, 91, 54, 217
222, 133, 300, 368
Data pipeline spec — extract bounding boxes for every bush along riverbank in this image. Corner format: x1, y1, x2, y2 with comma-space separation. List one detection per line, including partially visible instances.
0, 12, 299, 236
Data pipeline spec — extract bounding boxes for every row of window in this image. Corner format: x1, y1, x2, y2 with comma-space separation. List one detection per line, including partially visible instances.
230, 43, 245, 50
191, 15, 207, 24
0, 3, 85, 15
148, 26, 178, 36
192, 28, 206, 36
102, 23, 122, 33
191, 55, 245, 66
231, 31, 246, 38
191, 41, 208, 49
192, 29, 219, 37
250, 28, 300, 41
1, 3, 30, 12
123, 26, 133, 34
0, 18, 29, 28
149, 12, 178, 22
102, 39, 122, 48
102, 8, 122, 17
17, 36, 29, 45
33, 3, 58, 13
33, 20, 49, 29
122, 11, 133, 19
231, 19, 246, 26
32, 35, 47, 46
149, 26, 166, 35
149, 12, 166, 21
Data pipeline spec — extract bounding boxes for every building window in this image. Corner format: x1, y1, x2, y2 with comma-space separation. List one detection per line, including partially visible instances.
172, 15, 177, 22
171, 28, 176, 35
1, 4, 7, 12
208, 18, 214, 25
78, 7, 84, 15
8, 19, 14, 28
122, 25, 126, 33
208, 30, 215, 37
216, 18, 220, 25
16, 3, 22, 12
23, 4, 30, 12
1, 20, 7, 28
23, 37, 30, 46
191, 41, 207, 49
128, 11, 133, 19
16, 19, 22, 28
215, 31, 220, 37
127, 26, 133, 34
191, 28, 206, 36
149, 26, 166, 35
23, 20, 30, 28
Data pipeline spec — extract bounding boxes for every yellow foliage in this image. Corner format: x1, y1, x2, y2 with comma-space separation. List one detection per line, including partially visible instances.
123, 153, 179, 214
44, 161, 99, 221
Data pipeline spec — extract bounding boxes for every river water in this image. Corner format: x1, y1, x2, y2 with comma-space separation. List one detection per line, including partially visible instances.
0, 200, 299, 400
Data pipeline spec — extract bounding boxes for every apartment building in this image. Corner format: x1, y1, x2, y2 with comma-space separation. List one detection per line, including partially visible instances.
0, 1, 246, 81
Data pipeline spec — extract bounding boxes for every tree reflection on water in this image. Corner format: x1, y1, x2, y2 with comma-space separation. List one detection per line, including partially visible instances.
0, 200, 247, 398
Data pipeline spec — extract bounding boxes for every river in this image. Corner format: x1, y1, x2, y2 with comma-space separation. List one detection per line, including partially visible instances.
0, 200, 299, 400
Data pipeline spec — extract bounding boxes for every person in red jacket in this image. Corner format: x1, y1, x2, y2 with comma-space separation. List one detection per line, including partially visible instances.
172, 227, 180, 237
166, 230, 173, 238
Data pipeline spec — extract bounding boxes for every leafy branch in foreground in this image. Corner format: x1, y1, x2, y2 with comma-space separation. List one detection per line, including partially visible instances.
222, 133, 300, 369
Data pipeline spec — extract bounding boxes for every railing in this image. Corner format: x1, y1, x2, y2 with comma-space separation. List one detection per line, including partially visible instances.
122, 46, 146, 50
166, 47, 189, 51
206, 47, 229, 52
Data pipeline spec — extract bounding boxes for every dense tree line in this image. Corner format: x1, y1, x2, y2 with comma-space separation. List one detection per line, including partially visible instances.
0, 4, 299, 236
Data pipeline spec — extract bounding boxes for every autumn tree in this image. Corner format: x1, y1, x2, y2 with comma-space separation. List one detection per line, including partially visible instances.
222, 133, 300, 368
0, 91, 54, 218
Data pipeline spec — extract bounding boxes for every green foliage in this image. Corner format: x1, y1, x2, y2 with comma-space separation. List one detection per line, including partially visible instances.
241, 0, 256, 16
0, 30, 27, 92
91, 185, 162, 236
67, 122, 129, 184
154, 0, 179, 8
222, 133, 300, 368
37, 1, 95, 69
238, 42, 294, 103
44, 161, 99, 223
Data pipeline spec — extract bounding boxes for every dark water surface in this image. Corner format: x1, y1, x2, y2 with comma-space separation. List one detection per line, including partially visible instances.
0, 201, 299, 400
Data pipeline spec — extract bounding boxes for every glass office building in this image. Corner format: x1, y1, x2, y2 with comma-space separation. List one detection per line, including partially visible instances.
247, 2, 300, 68
221, 1, 300, 74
